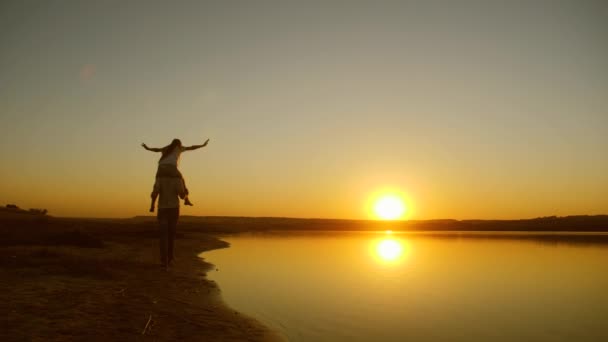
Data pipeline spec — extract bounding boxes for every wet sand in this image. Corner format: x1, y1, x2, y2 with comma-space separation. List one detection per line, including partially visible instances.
0, 213, 282, 341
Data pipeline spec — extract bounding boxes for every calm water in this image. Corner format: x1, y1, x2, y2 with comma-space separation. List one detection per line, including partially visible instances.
203, 232, 608, 341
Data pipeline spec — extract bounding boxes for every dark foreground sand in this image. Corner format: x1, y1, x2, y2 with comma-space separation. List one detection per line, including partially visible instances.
0, 212, 281, 341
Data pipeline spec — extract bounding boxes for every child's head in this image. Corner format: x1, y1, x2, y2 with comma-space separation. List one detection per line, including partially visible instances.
159, 139, 183, 161
171, 138, 182, 148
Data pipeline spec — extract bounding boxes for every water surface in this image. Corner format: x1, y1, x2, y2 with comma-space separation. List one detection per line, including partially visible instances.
203, 232, 608, 341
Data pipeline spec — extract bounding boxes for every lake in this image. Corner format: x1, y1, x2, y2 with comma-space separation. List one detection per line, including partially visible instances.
202, 231, 608, 341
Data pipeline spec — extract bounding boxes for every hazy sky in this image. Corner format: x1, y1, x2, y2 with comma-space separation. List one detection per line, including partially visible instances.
1, 0, 607, 219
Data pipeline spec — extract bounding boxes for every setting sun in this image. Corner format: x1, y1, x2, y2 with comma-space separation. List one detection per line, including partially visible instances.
373, 195, 407, 220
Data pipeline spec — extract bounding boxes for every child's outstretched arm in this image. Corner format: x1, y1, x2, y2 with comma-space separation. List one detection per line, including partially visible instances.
141, 143, 163, 152
183, 139, 210, 151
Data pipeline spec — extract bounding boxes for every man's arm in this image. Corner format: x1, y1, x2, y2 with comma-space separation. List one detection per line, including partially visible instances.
142, 143, 163, 152
183, 139, 210, 151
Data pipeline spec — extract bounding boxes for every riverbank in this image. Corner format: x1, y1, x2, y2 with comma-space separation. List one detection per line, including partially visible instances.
0, 213, 281, 341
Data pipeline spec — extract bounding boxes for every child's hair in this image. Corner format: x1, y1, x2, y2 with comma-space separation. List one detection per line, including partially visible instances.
159, 139, 182, 161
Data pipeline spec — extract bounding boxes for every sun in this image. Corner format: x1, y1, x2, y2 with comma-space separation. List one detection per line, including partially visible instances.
373, 194, 406, 220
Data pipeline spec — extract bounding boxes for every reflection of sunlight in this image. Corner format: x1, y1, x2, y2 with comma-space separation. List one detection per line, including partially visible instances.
375, 238, 405, 262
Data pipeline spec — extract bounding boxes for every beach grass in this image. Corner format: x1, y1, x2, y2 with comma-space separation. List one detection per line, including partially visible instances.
0, 214, 281, 341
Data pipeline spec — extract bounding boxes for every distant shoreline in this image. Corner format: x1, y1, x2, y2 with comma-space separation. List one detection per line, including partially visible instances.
6, 204, 604, 232
127, 215, 608, 233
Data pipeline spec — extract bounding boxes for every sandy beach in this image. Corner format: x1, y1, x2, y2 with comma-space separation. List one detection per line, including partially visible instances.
0, 211, 281, 341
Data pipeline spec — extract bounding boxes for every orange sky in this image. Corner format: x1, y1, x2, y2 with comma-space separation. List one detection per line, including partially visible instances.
1, 1, 607, 219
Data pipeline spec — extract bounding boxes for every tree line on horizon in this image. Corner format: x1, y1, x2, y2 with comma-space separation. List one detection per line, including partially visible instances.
136, 214, 608, 232
2, 204, 47, 216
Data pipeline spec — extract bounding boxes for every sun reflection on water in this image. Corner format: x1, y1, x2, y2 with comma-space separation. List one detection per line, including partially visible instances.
373, 235, 407, 263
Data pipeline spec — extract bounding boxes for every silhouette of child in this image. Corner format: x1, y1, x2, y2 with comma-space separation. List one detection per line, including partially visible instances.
142, 138, 209, 212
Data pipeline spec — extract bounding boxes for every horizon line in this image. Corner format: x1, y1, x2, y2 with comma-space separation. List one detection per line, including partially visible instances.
55, 214, 608, 222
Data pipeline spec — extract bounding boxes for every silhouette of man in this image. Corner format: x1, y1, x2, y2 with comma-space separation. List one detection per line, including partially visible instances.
152, 176, 186, 269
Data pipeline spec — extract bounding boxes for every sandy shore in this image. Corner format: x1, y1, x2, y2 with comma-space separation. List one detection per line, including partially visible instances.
0, 213, 282, 341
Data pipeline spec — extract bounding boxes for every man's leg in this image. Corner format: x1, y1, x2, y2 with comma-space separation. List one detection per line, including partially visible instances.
167, 207, 179, 265
158, 209, 169, 267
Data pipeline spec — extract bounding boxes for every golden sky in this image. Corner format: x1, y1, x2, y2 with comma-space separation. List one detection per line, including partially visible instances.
1, 1, 607, 219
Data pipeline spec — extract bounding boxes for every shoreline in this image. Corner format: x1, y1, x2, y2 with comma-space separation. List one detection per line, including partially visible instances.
0, 215, 283, 341
187, 232, 285, 342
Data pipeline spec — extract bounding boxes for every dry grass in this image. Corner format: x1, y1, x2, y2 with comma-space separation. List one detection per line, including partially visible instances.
0, 247, 140, 279
0, 216, 280, 342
